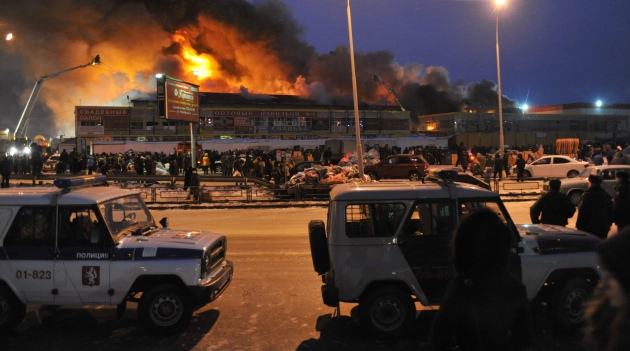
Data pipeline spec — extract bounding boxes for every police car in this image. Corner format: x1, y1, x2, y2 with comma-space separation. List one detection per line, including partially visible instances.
0, 175, 233, 334
309, 170, 601, 338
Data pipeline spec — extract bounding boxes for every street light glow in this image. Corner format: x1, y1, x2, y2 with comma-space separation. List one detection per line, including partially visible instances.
595, 100, 603, 108
496, 0, 506, 5
521, 104, 529, 111
5, 33, 12, 41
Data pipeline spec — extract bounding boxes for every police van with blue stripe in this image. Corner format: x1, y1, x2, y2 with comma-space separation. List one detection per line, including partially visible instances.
0, 175, 233, 334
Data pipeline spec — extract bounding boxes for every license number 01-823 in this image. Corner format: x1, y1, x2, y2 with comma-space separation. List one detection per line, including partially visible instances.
15, 270, 52, 279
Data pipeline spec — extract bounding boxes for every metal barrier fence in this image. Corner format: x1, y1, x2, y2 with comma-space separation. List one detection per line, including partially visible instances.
119, 184, 266, 204
492, 179, 543, 193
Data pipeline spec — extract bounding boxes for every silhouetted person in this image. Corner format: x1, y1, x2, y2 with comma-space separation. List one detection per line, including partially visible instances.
530, 179, 576, 226
577, 175, 613, 239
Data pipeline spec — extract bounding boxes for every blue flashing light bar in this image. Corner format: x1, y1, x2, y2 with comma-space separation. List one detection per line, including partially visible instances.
54, 175, 107, 189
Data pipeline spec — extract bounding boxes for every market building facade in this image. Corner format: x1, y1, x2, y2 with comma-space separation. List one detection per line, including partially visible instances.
75, 92, 411, 155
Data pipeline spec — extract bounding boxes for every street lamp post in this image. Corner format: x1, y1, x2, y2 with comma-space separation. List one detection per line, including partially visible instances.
496, 0, 505, 157
347, 0, 364, 180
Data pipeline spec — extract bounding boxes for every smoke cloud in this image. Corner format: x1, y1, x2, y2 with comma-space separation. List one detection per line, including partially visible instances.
0, 0, 514, 138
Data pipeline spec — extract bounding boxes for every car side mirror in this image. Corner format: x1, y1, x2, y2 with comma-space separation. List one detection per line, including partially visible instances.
159, 217, 169, 228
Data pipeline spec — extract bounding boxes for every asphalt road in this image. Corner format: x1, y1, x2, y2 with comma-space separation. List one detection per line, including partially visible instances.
3, 204, 595, 351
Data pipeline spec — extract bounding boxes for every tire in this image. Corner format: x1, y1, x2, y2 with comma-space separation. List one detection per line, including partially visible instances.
138, 284, 193, 335
0, 285, 26, 333
367, 172, 378, 181
408, 171, 421, 181
549, 278, 592, 331
309, 220, 330, 275
523, 170, 532, 178
568, 190, 583, 207
359, 285, 416, 339
567, 170, 580, 178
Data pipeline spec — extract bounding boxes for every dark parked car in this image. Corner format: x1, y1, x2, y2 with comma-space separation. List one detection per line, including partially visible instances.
289, 161, 324, 176
365, 154, 429, 181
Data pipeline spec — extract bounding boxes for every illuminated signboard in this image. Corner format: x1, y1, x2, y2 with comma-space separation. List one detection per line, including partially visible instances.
157, 76, 200, 123
76, 107, 129, 135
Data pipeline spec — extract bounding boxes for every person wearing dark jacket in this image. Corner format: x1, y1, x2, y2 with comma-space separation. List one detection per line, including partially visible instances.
168, 156, 179, 188
610, 150, 629, 165
515, 153, 526, 182
493, 153, 504, 180
0, 155, 12, 188
584, 228, 630, 351
530, 179, 576, 226
429, 208, 533, 351
187, 168, 200, 200
576, 175, 613, 239
612, 171, 630, 231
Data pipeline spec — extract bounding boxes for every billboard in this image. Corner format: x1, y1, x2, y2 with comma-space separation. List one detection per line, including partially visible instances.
76, 107, 130, 135
157, 76, 199, 123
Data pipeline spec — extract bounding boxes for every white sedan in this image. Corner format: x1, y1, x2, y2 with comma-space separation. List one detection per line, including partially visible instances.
521, 155, 589, 179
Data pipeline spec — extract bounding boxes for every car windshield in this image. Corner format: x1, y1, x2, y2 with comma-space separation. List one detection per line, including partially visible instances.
579, 167, 598, 178
98, 194, 155, 237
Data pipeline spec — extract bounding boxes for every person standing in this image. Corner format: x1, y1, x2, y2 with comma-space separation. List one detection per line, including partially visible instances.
187, 168, 200, 201
515, 153, 526, 182
530, 179, 576, 226
168, 157, 179, 188
455, 142, 465, 167
576, 175, 613, 239
201, 153, 210, 175
493, 153, 504, 181
583, 228, 630, 351
593, 151, 605, 166
429, 208, 533, 351
87, 154, 95, 175
0, 155, 12, 188
612, 171, 630, 231
503, 152, 511, 177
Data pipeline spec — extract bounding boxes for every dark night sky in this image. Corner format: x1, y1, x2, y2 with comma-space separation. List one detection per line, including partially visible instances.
282, 0, 630, 107
0, 0, 628, 138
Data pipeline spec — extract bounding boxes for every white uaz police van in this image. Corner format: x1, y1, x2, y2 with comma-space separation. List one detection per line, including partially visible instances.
0, 176, 233, 334
309, 171, 601, 338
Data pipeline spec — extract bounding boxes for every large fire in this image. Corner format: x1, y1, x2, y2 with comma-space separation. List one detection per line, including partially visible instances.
171, 23, 300, 96
0, 0, 484, 138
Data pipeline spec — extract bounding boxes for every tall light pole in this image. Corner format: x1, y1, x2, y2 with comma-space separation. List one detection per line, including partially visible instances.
347, 0, 364, 180
495, 0, 505, 157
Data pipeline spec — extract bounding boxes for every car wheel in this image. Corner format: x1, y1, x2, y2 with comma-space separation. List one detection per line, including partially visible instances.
549, 278, 592, 331
359, 285, 416, 339
523, 170, 532, 178
138, 284, 193, 334
567, 170, 580, 178
0, 285, 26, 333
568, 190, 583, 207
408, 171, 421, 181
367, 172, 378, 181
308, 220, 330, 275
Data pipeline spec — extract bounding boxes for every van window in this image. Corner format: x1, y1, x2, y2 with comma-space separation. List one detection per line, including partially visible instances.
459, 200, 508, 225
345, 203, 405, 238
4, 207, 55, 247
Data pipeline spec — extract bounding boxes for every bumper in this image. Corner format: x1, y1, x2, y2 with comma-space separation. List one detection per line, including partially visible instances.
189, 260, 234, 306
321, 284, 339, 307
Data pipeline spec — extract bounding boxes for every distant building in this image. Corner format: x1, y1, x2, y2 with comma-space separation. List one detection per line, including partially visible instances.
417, 102, 630, 149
